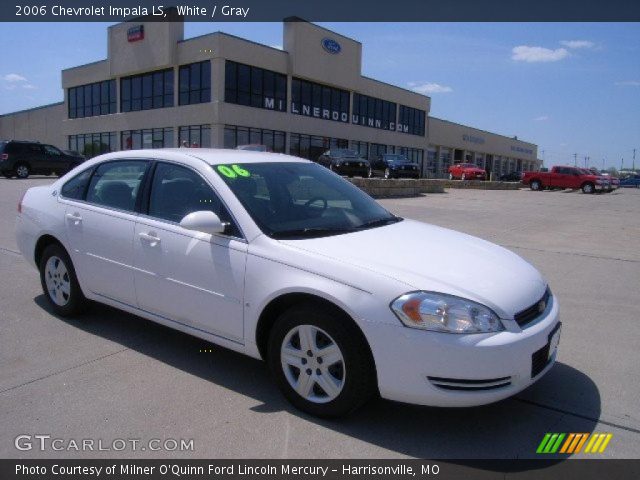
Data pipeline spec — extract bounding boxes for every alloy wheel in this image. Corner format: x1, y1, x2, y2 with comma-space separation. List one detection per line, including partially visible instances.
44, 256, 71, 306
280, 324, 346, 403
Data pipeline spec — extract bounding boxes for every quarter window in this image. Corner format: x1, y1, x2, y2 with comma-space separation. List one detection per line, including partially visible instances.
61, 169, 93, 200
85, 161, 148, 212
148, 163, 239, 236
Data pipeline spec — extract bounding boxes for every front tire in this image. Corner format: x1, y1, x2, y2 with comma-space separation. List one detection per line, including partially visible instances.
582, 182, 595, 194
461, 173, 466, 180
268, 304, 376, 418
448, 173, 454, 180
384, 168, 391, 179
39, 244, 87, 317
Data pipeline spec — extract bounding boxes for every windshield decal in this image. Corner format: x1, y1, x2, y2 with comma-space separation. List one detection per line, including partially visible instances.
217, 164, 251, 178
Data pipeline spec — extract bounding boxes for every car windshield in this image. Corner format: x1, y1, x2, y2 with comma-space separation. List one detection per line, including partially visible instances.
214, 162, 401, 239
460, 163, 477, 168
331, 149, 359, 158
384, 154, 410, 163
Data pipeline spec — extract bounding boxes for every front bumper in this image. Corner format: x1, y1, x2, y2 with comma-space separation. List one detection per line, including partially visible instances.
334, 165, 369, 177
390, 170, 420, 179
366, 293, 560, 407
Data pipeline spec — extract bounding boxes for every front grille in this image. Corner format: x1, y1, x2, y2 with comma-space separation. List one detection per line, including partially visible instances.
428, 376, 512, 392
515, 288, 551, 328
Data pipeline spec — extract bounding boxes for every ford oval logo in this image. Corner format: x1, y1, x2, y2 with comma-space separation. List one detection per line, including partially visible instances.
321, 38, 341, 55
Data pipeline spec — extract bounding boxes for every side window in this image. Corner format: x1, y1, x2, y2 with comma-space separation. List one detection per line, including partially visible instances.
148, 163, 240, 236
61, 168, 93, 200
86, 161, 148, 212
44, 145, 62, 156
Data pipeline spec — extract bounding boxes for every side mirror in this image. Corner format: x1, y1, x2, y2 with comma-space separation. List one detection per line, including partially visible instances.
180, 211, 226, 235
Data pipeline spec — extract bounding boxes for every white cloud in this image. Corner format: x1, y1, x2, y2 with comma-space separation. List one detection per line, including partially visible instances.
534, 115, 549, 121
22, 83, 36, 90
270, 44, 282, 50
615, 80, 640, 87
2, 73, 27, 83
560, 40, 594, 49
512, 46, 569, 63
408, 82, 453, 94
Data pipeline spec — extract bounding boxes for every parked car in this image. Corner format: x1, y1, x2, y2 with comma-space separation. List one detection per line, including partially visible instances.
521, 165, 607, 194
499, 171, 523, 182
370, 153, 420, 179
16, 149, 560, 418
620, 174, 640, 188
1, 140, 85, 179
236, 144, 268, 152
448, 162, 486, 181
317, 149, 371, 177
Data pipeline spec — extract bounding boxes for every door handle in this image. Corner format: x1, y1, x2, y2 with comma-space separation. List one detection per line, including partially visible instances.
139, 232, 161, 245
65, 212, 82, 223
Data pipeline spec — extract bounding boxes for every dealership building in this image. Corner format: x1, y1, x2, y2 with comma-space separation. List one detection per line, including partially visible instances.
0, 13, 541, 177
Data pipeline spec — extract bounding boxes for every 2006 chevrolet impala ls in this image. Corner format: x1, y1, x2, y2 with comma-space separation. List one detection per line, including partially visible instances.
16, 149, 560, 417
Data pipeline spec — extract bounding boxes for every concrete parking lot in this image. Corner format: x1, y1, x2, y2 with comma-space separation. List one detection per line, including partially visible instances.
1, 177, 639, 462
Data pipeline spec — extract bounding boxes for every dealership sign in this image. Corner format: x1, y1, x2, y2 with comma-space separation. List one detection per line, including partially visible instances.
321, 38, 341, 54
291, 102, 348, 122
351, 115, 410, 133
127, 25, 144, 42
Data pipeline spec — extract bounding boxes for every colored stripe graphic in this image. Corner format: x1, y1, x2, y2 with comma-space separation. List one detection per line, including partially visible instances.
538, 433, 612, 454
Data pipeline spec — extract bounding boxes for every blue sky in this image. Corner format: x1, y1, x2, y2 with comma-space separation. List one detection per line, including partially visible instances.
1, 22, 638, 169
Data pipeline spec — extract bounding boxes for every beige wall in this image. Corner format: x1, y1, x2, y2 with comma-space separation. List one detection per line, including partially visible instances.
0, 103, 65, 149
429, 117, 537, 160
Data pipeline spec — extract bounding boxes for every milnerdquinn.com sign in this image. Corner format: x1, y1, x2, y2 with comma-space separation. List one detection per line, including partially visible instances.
290, 102, 412, 133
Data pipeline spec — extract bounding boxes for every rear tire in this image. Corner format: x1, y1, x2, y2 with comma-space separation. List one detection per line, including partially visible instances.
384, 168, 391, 179
39, 243, 87, 317
268, 304, 376, 418
461, 173, 466, 180
15, 163, 30, 179
531, 180, 542, 191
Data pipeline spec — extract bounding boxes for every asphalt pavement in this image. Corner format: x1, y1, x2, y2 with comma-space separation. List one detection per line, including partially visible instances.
1, 176, 638, 462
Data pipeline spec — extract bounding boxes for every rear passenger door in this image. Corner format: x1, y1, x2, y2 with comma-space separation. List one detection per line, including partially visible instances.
62, 160, 149, 306
133, 162, 247, 342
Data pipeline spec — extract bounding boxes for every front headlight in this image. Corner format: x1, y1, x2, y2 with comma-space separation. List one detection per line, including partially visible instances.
390, 292, 505, 333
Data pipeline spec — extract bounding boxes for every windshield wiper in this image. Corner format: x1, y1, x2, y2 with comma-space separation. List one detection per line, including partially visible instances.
271, 227, 355, 239
356, 216, 403, 230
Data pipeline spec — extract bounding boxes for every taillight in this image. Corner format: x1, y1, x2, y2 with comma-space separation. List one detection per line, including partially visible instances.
18, 191, 26, 214
1, 153, 8, 161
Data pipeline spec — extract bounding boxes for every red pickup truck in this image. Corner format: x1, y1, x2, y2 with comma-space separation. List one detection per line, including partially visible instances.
522, 166, 606, 194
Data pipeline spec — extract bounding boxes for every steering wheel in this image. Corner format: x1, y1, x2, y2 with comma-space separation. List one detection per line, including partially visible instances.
304, 196, 328, 215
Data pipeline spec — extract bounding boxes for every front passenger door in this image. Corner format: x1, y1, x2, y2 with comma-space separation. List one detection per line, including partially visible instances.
133, 162, 247, 342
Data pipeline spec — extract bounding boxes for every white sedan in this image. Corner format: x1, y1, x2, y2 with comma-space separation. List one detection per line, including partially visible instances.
16, 149, 560, 417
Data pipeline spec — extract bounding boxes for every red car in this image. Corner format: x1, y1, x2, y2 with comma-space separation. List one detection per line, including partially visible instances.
522, 166, 606, 194
448, 163, 486, 181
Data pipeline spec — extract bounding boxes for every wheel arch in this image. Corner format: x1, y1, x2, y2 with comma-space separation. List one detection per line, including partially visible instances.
255, 292, 376, 373
34, 234, 65, 268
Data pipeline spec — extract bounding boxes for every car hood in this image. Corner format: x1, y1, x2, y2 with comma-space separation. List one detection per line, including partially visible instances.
279, 219, 546, 318
464, 167, 485, 173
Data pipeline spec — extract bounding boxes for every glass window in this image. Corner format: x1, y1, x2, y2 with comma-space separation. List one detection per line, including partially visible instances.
148, 162, 239, 235
223, 125, 286, 153
215, 162, 397, 238
121, 69, 173, 112
61, 168, 93, 200
68, 132, 116, 158
291, 78, 349, 123
398, 105, 426, 136
179, 125, 211, 148
225, 60, 286, 112
86, 161, 148, 212
68, 80, 116, 118
121, 128, 173, 150
351, 93, 397, 130
179, 61, 211, 106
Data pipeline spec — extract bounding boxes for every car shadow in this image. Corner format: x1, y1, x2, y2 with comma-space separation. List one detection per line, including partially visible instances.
34, 295, 601, 469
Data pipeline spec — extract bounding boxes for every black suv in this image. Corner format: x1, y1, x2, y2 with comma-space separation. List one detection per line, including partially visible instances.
316, 149, 371, 177
371, 153, 420, 179
0, 140, 85, 179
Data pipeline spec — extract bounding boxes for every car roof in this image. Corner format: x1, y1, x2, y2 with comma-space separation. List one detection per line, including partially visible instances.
94, 148, 310, 166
